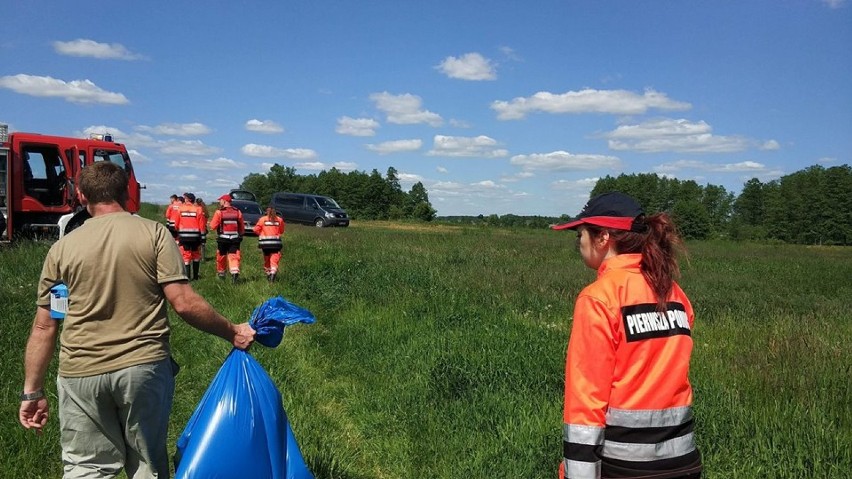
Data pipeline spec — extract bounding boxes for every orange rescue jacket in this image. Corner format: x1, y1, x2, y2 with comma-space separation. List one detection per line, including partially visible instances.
175, 202, 204, 243
253, 215, 285, 249
210, 206, 244, 240
561, 254, 700, 479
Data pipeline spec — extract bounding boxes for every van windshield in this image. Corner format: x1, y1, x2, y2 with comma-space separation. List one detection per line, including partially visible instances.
316, 196, 340, 209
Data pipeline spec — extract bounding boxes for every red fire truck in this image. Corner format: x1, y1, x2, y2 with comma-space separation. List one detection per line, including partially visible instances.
0, 123, 142, 242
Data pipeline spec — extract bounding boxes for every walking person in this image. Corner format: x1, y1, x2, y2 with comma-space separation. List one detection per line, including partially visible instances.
19, 161, 255, 478
252, 206, 286, 282
174, 192, 204, 280
552, 192, 701, 479
209, 194, 244, 283
195, 197, 209, 261
165, 194, 182, 241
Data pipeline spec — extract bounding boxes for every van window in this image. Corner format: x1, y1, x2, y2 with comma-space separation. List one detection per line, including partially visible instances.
316, 196, 340, 209
277, 195, 303, 207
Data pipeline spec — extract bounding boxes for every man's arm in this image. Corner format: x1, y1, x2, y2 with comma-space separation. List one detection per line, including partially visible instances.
162, 281, 255, 349
19, 306, 59, 432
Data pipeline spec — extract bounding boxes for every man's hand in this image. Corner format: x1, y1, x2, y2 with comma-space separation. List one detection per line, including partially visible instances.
19, 398, 49, 434
232, 322, 256, 350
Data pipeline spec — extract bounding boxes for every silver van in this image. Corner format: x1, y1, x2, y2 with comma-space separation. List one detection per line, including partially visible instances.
271, 192, 349, 228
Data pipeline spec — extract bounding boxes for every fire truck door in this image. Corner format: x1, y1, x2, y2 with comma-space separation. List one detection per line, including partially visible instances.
64, 146, 78, 205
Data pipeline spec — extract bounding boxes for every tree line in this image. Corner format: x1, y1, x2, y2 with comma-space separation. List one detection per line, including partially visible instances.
240, 165, 436, 221
239, 163, 851, 245
590, 164, 851, 244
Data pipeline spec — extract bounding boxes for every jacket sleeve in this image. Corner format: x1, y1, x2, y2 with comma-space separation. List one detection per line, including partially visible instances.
562, 293, 617, 479
252, 216, 263, 236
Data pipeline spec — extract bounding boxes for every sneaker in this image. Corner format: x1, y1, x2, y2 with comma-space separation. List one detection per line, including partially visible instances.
232, 273, 240, 284
217, 272, 225, 280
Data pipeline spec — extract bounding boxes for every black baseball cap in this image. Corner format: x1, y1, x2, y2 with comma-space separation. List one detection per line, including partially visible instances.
552, 192, 645, 231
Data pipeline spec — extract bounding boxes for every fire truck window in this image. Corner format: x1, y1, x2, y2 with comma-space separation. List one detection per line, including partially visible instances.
23, 147, 66, 205
94, 150, 131, 173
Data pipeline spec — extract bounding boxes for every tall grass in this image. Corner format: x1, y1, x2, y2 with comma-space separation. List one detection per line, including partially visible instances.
0, 215, 849, 478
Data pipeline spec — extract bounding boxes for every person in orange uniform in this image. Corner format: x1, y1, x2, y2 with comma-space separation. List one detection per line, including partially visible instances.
552, 192, 701, 479
195, 197, 209, 260
209, 194, 244, 283
165, 194, 182, 241
252, 206, 286, 282
174, 192, 204, 280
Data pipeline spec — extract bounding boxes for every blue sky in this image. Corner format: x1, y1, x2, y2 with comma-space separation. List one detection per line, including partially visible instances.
2, 0, 850, 217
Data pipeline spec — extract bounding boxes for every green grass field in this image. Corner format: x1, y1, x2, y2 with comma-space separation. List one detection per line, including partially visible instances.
1, 212, 850, 478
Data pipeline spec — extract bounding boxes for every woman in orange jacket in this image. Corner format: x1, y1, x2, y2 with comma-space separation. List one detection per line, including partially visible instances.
552, 192, 701, 479
252, 206, 286, 282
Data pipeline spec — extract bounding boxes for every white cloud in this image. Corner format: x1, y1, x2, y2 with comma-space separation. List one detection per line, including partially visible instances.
399, 172, 424, 184
159, 140, 222, 156
510, 151, 621, 171
491, 88, 690, 120
370, 92, 443, 126
551, 177, 600, 192
336, 116, 380, 136
436, 166, 448, 173
499, 46, 522, 61
366, 139, 423, 154
760, 139, 780, 150
436, 52, 497, 81
294, 162, 325, 171
426, 135, 508, 158
52, 39, 143, 60
822, 0, 846, 8
605, 118, 750, 153
136, 122, 211, 136
241, 143, 318, 160
653, 159, 768, 174
449, 119, 472, 128
0, 74, 129, 104
168, 157, 246, 171
332, 162, 358, 171
245, 119, 284, 134
286, 161, 357, 172
817, 157, 837, 164
472, 180, 503, 189
500, 171, 536, 183
127, 149, 150, 163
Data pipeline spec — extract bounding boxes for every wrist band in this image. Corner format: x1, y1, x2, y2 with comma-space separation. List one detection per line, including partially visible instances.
20, 389, 45, 401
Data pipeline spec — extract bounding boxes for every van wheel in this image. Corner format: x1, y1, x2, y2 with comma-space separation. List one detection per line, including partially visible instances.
314, 218, 325, 228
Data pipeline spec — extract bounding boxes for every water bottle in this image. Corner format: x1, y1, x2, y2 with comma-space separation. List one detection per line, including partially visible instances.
50, 283, 68, 320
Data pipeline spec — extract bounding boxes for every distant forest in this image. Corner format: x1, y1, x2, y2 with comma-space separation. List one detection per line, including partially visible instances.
241, 165, 437, 221
240, 163, 851, 245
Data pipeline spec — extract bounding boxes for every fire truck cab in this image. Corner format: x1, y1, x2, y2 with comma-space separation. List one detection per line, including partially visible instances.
1, 123, 141, 242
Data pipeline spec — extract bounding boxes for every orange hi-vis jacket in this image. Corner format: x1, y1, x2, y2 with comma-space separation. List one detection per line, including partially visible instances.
175, 202, 204, 244
562, 254, 700, 479
166, 200, 181, 229
210, 206, 244, 241
252, 215, 285, 250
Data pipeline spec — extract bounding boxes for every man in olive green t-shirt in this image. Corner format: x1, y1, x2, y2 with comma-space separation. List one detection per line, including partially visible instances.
19, 162, 256, 478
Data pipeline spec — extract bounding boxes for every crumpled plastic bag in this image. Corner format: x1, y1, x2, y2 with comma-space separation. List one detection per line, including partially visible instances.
249, 295, 316, 348
174, 296, 316, 479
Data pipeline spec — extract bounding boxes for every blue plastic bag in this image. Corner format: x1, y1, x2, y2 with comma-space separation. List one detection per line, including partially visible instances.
174, 296, 316, 479
249, 296, 316, 348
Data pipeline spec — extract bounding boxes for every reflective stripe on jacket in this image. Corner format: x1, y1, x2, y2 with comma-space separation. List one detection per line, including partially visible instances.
562, 254, 699, 479
175, 203, 203, 242
253, 215, 285, 249
210, 207, 244, 240
165, 201, 181, 228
